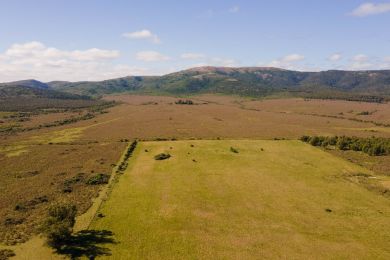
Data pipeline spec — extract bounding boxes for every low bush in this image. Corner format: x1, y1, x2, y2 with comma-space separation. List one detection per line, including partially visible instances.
86, 173, 110, 185
175, 99, 194, 105
0, 249, 15, 260
154, 153, 171, 160
230, 147, 239, 153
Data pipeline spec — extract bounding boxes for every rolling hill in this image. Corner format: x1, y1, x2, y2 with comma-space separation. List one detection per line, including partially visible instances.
3, 67, 390, 102
0, 79, 50, 89
0, 84, 97, 111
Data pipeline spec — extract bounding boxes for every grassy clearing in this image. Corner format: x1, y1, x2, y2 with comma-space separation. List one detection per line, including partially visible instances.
90, 140, 390, 259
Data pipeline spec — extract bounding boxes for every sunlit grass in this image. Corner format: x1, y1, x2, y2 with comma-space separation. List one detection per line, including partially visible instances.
90, 140, 390, 259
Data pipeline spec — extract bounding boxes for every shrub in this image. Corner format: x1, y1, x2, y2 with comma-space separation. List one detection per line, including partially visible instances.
14, 203, 26, 211
62, 186, 72, 193
175, 99, 194, 105
64, 173, 84, 186
154, 153, 171, 160
41, 203, 77, 248
300, 135, 310, 142
309, 136, 321, 146
230, 147, 239, 153
4, 217, 24, 226
336, 137, 349, 150
86, 173, 109, 185
0, 249, 15, 260
356, 111, 372, 115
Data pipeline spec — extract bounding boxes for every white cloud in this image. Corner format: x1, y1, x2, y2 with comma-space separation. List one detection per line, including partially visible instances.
229, 6, 240, 13
267, 54, 305, 69
348, 54, 373, 70
122, 29, 161, 44
69, 48, 120, 61
281, 54, 305, 62
180, 53, 205, 59
333, 54, 390, 70
352, 54, 369, 62
350, 2, 390, 17
0, 41, 151, 82
328, 53, 342, 61
136, 51, 170, 62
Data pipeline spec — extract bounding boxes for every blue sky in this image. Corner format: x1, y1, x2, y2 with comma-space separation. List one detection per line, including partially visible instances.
1, 0, 390, 81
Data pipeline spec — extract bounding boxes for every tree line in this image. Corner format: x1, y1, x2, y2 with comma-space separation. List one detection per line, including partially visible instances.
300, 135, 390, 156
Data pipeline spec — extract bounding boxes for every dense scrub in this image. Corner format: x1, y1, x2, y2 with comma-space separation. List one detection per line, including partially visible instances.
301, 135, 390, 156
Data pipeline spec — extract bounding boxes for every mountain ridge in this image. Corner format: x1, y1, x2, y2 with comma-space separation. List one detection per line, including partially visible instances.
0, 79, 50, 89
2, 66, 390, 102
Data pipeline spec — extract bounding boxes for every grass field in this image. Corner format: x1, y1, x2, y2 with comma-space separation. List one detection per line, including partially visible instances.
90, 140, 390, 259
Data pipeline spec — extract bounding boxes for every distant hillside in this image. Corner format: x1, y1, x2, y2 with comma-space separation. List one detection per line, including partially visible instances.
0, 84, 89, 99
0, 79, 50, 89
49, 76, 159, 96
0, 84, 99, 111
4, 67, 390, 102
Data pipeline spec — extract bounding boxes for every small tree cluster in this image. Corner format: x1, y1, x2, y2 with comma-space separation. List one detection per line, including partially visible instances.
41, 203, 77, 248
300, 135, 390, 156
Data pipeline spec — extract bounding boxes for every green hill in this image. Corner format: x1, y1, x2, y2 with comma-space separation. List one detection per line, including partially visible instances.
0, 84, 97, 111
0, 79, 50, 89
4, 67, 390, 102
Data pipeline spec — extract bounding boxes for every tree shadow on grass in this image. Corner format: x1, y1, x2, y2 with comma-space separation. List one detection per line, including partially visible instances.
55, 229, 116, 259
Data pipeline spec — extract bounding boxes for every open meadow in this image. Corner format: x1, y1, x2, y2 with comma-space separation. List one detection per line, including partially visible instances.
90, 140, 390, 259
